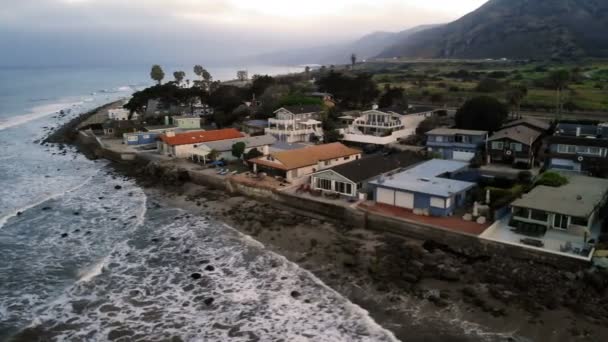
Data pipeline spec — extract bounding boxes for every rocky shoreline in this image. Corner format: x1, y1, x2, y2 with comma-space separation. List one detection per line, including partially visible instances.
54, 103, 608, 341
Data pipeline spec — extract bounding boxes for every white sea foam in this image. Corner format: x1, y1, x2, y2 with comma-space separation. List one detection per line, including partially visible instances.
0, 102, 83, 131
78, 257, 108, 283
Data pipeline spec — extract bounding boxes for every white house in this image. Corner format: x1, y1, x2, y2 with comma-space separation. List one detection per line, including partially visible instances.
191, 135, 276, 162
250, 142, 362, 183
340, 106, 431, 146
265, 105, 323, 143
158, 128, 243, 158
108, 108, 136, 121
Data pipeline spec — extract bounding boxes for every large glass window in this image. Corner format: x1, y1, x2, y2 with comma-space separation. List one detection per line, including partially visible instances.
492, 141, 503, 150
513, 207, 530, 218
318, 179, 332, 190
530, 210, 549, 222
570, 216, 588, 226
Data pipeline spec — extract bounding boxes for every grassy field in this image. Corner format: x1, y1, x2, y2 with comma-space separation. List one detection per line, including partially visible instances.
358, 59, 608, 114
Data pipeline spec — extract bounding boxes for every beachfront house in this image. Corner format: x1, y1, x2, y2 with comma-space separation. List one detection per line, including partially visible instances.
425, 128, 488, 161
265, 105, 323, 143
501, 118, 550, 132
102, 120, 143, 138
310, 152, 424, 199
108, 108, 135, 121
547, 122, 608, 176
505, 174, 608, 254
369, 159, 476, 217
190, 135, 276, 162
122, 132, 161, 146
487, 126, 543, 168
250, 142, 361, 183
158, 128, 243, 158
172, 116, 202, 130
241, 120, 268, 136
340, 106, 432, 146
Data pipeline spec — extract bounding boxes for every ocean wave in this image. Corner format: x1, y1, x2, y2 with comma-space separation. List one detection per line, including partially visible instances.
0, 101, 83, 131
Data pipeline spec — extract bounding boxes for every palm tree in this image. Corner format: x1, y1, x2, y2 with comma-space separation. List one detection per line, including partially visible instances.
150, 65, 165, 85
549, 69, 571, 121
506, 85, 528, 119
350, 53, 357, 70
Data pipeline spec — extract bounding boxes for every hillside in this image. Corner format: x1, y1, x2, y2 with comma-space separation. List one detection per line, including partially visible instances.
378, 0, 608, 60
248, 25, 440, 65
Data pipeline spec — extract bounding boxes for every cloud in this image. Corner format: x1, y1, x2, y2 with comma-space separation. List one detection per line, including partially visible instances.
0, 0, 489, 66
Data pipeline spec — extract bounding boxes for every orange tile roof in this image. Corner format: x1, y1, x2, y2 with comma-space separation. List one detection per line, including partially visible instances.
159, 128, 243, 146
251, 142, 361, 170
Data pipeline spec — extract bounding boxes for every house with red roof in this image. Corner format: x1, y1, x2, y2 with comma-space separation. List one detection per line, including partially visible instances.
158, 128, 243, 158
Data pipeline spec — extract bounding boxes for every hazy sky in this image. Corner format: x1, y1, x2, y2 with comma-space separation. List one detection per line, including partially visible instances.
0, 0, 488, 67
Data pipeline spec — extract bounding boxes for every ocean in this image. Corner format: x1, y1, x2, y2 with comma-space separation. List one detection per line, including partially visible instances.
0, 65, 399, 341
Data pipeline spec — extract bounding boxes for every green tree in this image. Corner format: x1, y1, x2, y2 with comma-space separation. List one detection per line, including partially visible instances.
316, 71, 379, 109
231, 142, 246, 159
548, 69, 571, 120
250, 75, 275, 98
150, 65, 165, 85
244, 148, 263, 161
173, 71, 186, 85
378, 86, 407, 109
324, 129, 343, 143
455, 96, 508, 132
194, 65, 204, 78
350, 53, 357, 69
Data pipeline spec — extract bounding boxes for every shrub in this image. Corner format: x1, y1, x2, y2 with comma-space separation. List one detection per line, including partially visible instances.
537, 172, 568, 187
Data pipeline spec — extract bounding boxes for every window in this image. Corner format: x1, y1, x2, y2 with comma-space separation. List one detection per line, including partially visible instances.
336, 182, 345, 194
491, 141, 503, 150
530, 210, 548, 222
346, 183, 352, 195
436, 136, 444, 143
344, 156, 350, 161
570, 216, 588, 226
324, 160, 330, 166
510, 143, 522, 152
455, 135, 469, 143
567, 145, 576, 153
143, 135, 150, 139
318, 179, 332, 191
430, 197, 446, 208
589, 147, 601, 155
513, 207, 530, 218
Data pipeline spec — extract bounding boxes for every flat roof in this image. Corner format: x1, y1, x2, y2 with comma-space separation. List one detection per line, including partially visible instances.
426, 128, 488, 136
370, 159, 476, 198
195, 135, 276, 152
511, 175, 608, 218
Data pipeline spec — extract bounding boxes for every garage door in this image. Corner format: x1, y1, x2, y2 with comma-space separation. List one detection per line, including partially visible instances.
377, 188, 395, 206
453, 151, 475, 161
395, 191, 414, 209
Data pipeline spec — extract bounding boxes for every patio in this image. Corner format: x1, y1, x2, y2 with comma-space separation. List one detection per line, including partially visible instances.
480, 215, 598, 260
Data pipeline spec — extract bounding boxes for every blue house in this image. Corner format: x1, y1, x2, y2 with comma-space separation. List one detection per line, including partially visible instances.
123, 132, 162, 146
426, 128, 488, 161
547, 123, 608, 176
369, 159, 476, 217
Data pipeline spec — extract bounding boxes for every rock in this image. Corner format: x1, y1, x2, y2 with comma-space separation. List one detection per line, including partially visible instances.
114, 185, 122, 190
290, 290, 301, 298
439, 268, 461, 282
42, 207, 52, 211
73, 212, 80, 216
107, 329, 134, 341
191, 273, 202, 280
564, 271, 577, 281
61, 233, 69, 238
199, 260, 210, 264
151, 238, 160, 243
402, 272, 419, 283
16, 211, 22, 216
203, 297, 214, 306
205, 265, 215, 271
